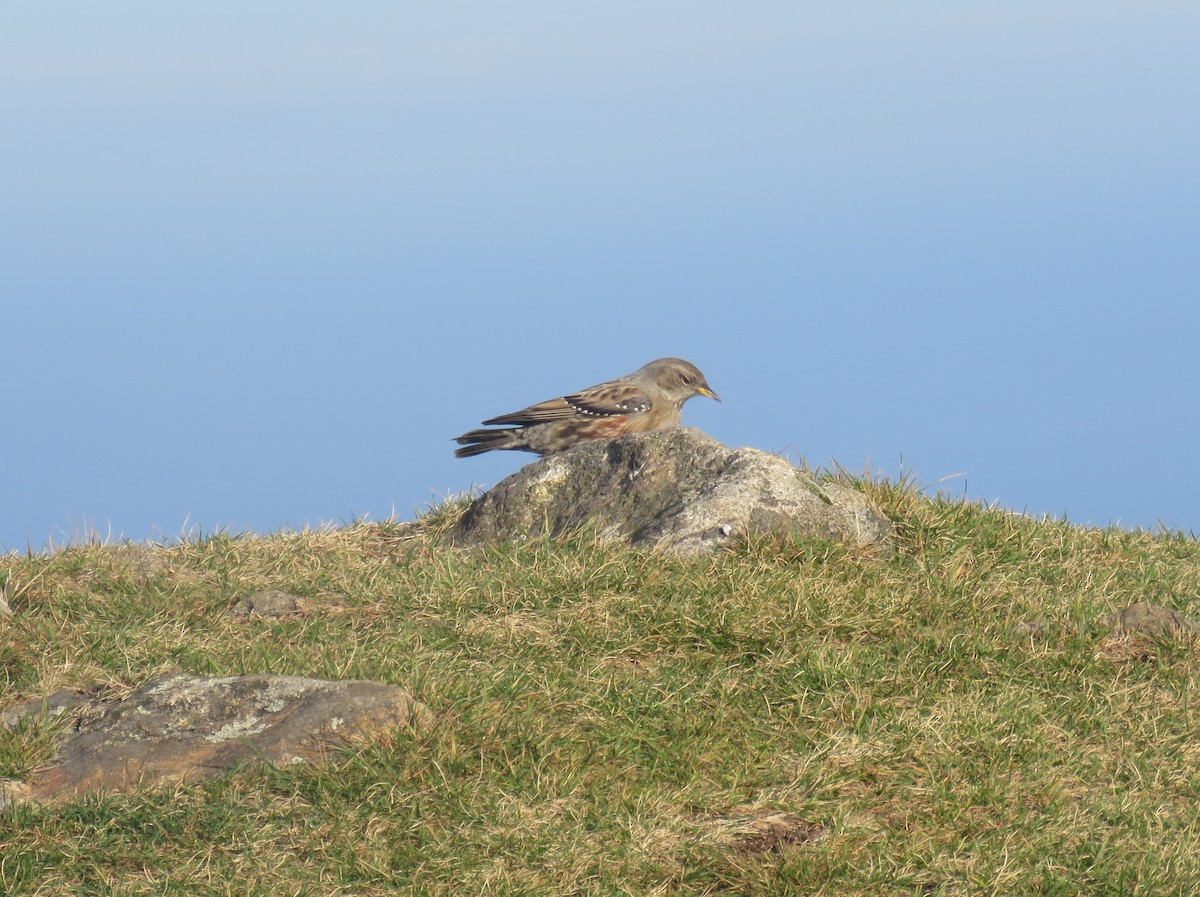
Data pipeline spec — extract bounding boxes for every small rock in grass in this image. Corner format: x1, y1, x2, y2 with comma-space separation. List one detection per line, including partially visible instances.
230, 589, 309, 617
1110, 603, 1196, 638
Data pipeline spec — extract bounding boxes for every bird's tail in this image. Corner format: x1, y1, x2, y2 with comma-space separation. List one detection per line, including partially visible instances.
453, 427, 525, 458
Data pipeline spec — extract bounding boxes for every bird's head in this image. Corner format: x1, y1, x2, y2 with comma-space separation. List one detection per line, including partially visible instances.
638, 357, 720, 406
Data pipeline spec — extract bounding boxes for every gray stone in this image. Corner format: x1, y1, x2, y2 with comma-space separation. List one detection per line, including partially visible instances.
452, 427, 893, 555
1, 673, 428, 806
1110, 603, 1197, 637
1011, 620, 1086, 640
230, 589, 308, 617
1012, 620, 1054, 639
0, 564, 14, 617
113, 543, 174, 583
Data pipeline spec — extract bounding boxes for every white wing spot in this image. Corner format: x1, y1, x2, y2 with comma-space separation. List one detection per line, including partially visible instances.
568, 397, 648, 416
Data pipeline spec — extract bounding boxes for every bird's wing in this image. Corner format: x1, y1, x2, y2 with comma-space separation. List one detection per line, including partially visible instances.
482, 380, 652, 425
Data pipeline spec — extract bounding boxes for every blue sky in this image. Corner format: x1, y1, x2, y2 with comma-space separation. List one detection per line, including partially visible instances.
4, 3, 1198, 551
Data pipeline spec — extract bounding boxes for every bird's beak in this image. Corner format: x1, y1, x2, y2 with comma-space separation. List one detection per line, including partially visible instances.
699, 386, 721, 402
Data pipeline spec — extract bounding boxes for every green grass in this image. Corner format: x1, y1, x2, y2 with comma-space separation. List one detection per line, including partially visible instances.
2, 479, 1200, 895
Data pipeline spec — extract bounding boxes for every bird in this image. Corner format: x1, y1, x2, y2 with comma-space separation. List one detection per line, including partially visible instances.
453, 357, 719, 458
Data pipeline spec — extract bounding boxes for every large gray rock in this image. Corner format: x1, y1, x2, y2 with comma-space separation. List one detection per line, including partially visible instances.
1, 673, 428, 806
452, 427, 893, 555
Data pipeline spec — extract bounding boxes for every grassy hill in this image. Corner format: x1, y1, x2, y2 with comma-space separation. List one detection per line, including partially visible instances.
3, 479, 1200, 895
